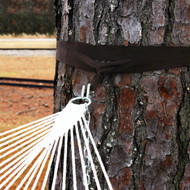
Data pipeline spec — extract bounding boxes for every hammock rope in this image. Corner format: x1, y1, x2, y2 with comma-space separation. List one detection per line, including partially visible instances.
0, 84, 113, 190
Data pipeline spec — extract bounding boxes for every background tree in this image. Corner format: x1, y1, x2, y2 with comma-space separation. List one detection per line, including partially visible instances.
0, 0, 55, 34
54, 0, 190, 189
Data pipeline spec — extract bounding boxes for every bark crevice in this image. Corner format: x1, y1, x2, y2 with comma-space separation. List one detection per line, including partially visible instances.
174, 71, 190, 189
131, 74, 147, 190
164, 0, 175, 45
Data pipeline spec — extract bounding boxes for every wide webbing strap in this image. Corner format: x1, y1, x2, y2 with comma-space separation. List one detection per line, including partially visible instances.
56, 41, 190, 90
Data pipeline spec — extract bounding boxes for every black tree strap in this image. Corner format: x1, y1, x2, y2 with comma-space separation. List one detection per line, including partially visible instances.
56, 41, 190, 90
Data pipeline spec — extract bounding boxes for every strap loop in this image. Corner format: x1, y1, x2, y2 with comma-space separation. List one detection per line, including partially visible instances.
69, 83, 92, 107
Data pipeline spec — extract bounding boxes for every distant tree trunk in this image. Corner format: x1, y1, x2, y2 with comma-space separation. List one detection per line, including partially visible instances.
54, 0, 190, 189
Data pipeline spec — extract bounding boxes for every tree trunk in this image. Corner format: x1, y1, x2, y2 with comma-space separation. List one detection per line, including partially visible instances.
54, 0, 190, 189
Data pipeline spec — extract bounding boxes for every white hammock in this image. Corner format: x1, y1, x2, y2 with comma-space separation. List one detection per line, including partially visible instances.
0, 84, 113, 190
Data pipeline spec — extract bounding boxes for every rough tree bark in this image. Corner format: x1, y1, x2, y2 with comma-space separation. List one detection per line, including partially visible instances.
54, 0, 190, 189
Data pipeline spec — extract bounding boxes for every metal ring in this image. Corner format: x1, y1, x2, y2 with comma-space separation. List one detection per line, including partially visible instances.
69, 97, 91, 107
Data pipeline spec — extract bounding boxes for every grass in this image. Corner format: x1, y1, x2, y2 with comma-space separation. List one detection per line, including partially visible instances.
0, 55, 56, 79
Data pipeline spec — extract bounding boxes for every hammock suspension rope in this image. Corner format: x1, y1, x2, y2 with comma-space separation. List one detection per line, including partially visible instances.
0, 84, 113, 190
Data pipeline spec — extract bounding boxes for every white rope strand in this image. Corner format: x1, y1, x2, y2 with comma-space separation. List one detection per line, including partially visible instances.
51, 135, 63, 190
0, 145, 43, 182
0, 88, 114, 190
0, 139, 45, 175
62, 131, 68, 190
16, 148, 47, 190
0, 123, 51, 153
79, 119, 101, 190
31, 143, 53, 190
0, 146, 33, 174
41, 139, 58, 190
0, 128, 50, 159
71, 126, 77, 190
75, 124, 89, 190
0, 112, 59, 137
3, 151, 42, 190
0, 150, 36, 181
0, 146, 42, 189
82, 116, 113, 190
23, 148, 50, 190
0, 133, 48, 168
0, 117, 54, 147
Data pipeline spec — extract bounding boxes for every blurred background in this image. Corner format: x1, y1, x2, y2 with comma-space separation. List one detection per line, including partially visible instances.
0, 0, 56, 133
0, 0, 55, 35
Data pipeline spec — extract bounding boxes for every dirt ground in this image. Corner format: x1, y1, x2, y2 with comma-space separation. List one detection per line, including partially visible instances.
0, 86, 54, 132
0, 54, 55, 132
0, 86, 53, 189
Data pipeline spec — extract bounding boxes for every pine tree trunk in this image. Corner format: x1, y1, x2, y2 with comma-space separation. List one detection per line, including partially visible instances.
54, 0, 190, 189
